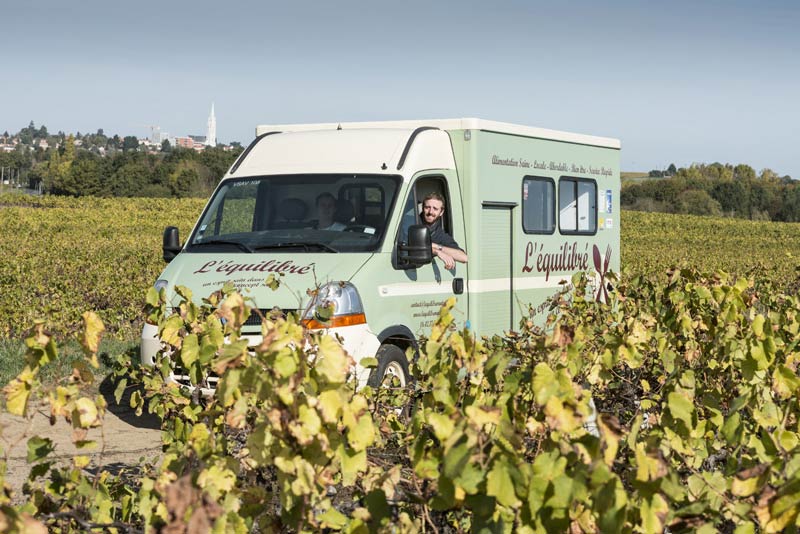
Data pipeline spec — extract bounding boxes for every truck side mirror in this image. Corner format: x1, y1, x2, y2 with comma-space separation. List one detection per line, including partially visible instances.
398, 224, 432, 267
163, 226, 182, 263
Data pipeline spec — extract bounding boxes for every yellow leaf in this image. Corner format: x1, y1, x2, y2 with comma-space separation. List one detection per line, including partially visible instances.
317, 390, 344, 423
197, 463, 237, 500
465, 405, 501, 428
72, 397, 100, 428
3, 376, 32, 416
79, 311, 105, 361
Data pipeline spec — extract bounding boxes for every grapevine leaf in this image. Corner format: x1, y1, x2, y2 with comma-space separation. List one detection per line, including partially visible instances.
72, 397, 100, 428
26, 436, 54, 463
347, 412, 375, 452
667, 391, 694, 428
315, 335, 349, 385
179, 333, 199, 368
486, 459, 520, 507
79, 311, 105, 359
4, 375, 33, 417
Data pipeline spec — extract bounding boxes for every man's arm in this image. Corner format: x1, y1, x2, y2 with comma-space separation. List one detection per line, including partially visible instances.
433, 243, 468, 268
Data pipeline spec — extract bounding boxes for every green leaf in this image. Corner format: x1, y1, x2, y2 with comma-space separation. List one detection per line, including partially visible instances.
315, 335, 349, 384
347, 412, 375, 452
731, 463, 769, 497
27, 436, 54, 463
317, 390, 344, 423
778, 431, 798, 452
107, 379, 127, 412
339, 444, 367, 486
752, 314, 765, 337
640, 493, 668, 534
733, 523, 756, 534
443, 439, 471, 480
317, 506, 348, 529
668, 391, 694, 428
274, 350, 298, 378
146, 286, 160, 307
722, 412, 742, 445
180, 333, 199, 368
486, 459, 520, 508
427, 412, 455, 442
359, 356, 378, 369
265, 274, 282, 291
532, 363, 558, 406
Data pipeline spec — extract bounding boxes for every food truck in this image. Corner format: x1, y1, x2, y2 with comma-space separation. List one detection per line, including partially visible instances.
141, 118, 620, 388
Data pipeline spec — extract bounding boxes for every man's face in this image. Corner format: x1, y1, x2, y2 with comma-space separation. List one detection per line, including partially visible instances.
422, 198, 444, 225
318, 196, 336, 217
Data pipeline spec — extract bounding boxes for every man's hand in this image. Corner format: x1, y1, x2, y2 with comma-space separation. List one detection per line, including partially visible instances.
435, 249, 456, 269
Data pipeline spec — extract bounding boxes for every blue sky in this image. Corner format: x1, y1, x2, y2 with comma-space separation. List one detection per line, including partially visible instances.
2, 0, 798, 177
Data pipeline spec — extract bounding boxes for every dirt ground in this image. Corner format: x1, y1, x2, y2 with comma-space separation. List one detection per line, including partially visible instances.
0, 378, 162, 498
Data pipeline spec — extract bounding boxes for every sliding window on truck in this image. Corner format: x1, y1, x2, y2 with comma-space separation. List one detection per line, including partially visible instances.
558, 177, 597, 235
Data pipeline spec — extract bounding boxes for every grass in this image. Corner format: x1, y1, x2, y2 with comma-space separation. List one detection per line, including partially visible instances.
621, 171, 650, 183
0, 336, 139, 389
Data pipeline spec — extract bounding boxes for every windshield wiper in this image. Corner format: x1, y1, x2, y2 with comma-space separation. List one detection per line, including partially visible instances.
254, 242, 339, 253
191, 239, 255, 253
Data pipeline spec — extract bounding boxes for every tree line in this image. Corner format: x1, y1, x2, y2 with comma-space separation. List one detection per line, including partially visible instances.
622, 163, 800, 221
0, 122, 243, 198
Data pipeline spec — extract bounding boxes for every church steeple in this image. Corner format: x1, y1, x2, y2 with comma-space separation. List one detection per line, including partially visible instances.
206, 103, 216, 147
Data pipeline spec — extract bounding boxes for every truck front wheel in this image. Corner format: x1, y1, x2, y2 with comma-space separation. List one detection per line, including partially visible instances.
367, 344, 410, 388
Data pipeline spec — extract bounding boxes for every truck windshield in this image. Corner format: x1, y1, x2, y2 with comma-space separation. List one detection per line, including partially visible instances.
187, 174, 402, 253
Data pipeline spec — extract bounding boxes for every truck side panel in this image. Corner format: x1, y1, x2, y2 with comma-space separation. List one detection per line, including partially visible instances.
450, 129, 621, 336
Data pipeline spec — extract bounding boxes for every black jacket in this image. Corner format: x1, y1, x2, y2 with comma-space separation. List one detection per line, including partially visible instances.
427, 217, 462, 251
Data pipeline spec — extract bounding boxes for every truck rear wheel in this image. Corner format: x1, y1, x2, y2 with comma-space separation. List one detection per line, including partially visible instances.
368, 344, 410, 388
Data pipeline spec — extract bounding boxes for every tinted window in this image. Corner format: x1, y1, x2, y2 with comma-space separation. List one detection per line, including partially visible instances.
522, 177, 555, 234
188, 174, 401, 253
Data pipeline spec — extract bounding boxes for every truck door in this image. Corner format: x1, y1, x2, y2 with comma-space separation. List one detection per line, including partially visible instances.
477, 202, 518, 334
390, 173, 468, 334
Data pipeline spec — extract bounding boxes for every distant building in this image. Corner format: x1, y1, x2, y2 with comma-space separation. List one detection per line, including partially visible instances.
206, 103, 216, 147
175, 136, 207, 151
168, 103, 226, 151
175, 137, 194, 149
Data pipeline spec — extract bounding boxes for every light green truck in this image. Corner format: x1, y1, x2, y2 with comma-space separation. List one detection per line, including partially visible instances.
141, 118, 620, 388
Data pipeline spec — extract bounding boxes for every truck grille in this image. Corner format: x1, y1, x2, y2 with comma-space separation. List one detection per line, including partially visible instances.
244, 308, 299, 328
169, 307, 299, 329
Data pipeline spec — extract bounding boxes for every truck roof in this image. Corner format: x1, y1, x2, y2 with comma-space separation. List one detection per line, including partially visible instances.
255, 118, 621, 150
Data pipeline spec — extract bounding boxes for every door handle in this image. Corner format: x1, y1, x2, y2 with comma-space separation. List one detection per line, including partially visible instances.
452, 278, 464, 295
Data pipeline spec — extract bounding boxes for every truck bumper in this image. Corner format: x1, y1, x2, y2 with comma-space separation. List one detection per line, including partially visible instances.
139, 322, 381, 388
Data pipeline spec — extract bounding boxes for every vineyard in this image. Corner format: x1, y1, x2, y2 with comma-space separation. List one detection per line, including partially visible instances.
1, 194, 799, 340
0, 194, 205, 339
2, 194, 800, 532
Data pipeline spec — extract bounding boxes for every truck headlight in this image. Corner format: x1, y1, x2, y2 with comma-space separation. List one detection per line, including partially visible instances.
145, 279, 170, 325
302, 282, 366, 329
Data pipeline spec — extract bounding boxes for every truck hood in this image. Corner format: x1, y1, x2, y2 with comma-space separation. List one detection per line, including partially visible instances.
159, 252, 372, 314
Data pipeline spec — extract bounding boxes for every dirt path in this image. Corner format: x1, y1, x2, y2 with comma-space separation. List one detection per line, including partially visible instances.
1, 380, 161, 497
